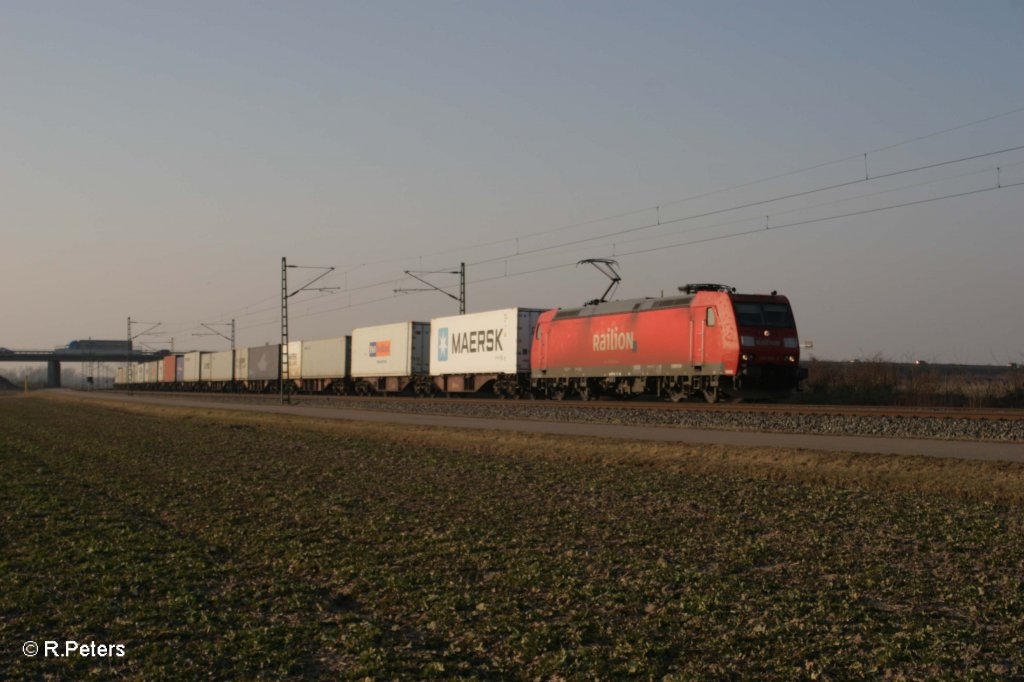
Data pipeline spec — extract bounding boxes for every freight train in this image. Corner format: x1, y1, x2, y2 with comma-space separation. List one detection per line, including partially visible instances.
115, 284, 804, 402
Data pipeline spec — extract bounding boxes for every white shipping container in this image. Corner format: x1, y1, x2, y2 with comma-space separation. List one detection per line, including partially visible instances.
200, 353, 213, 381
116, 367, 125, 385
210, 350, 234, 382
429, 308, 544, 375
300, 337, 349, 379
133, 362, 146, 384
351, 322, 429, 377
234, 347, 248, 382
183, 352, 201, 383
284, 341, 302, 379
148, 361, 161, 382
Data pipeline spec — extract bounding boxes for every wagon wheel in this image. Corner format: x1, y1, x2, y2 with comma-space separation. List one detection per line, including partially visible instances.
703, 386, 719, 404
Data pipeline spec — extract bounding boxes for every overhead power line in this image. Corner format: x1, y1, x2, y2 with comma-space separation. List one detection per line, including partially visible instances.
467, 143, 1024, 269
242, 177, 1023, 333
234, 146, 1024, 328
164, 104, 1024, 337
325, 103, 1024, 269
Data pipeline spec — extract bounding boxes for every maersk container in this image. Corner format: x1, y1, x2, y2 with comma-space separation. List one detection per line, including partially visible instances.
209, 350, 234, 382
429, 308, 544, 376
351, 322, 429, 377
183, 352, 201, 383
247, 345, 279, 381
300, 337, 350, 379
234, 347, 248, 382
175, 355, 184, 382
284, 340, 302, 379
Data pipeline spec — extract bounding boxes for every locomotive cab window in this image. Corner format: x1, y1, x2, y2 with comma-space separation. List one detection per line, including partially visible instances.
706, 308, 716, 327
735, 302, 795, 328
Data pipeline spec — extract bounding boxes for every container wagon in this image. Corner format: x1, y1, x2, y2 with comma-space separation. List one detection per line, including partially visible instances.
247, 344, 280, 393
183, 352, 201, 385
430, 308, 545, 397
351, 322, 430, 395
206, 350, 234, 391
299, 337, 350, 393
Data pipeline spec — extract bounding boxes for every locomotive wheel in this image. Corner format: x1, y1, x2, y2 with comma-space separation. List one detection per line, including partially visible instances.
703, 386, 719, 404
551, 387, 566, 400
578, 385, 590, 401
668, 389, 686, 403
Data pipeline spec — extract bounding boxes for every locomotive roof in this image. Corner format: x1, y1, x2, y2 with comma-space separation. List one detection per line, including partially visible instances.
553, 294, 696, 320
553, 291, 788, 320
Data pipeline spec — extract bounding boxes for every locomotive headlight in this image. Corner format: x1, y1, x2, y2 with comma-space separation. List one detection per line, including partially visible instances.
784, 337, 798, 348
740, 336, 754, 347
786, 355, 796, 362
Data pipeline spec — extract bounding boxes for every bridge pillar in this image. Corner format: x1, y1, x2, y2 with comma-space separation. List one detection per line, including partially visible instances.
47, 361, 61, 388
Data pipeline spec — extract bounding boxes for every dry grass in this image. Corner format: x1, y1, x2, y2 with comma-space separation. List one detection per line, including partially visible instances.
54, 392, 1024, 505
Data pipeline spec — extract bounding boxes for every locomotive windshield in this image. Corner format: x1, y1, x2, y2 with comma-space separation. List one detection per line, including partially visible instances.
734, 302, 794, 328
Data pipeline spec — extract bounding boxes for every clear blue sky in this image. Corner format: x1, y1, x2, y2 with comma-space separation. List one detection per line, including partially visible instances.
3, 1, 1023, 363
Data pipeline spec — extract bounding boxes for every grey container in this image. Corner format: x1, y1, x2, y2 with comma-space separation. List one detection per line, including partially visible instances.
247, 344, 280, 381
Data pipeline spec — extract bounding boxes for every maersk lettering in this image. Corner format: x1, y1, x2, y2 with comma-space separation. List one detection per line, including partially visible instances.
450, 328, 504, 354
593, 329, 636, 352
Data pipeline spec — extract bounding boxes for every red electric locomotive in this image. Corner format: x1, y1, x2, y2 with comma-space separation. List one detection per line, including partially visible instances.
530, 284, 804, 402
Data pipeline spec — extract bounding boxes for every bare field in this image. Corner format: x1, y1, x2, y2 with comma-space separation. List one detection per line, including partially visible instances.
2, 395, 1023, 680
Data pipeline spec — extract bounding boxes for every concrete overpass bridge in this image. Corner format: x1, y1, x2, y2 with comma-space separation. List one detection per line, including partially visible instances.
0, 345, 169, 387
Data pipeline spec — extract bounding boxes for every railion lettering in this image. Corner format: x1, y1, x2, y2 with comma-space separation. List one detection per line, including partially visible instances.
592, 329, 636, 352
